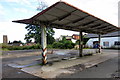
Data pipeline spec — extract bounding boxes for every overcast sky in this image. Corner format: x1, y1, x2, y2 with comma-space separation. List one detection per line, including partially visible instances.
0, 0, 119, 43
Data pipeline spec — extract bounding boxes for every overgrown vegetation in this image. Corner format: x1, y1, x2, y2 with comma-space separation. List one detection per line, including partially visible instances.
75, 37, 90, 45
2, 44, 41, 50
52, 37, 75, 49
2, 36, 76, 50
1, 42, 75, 51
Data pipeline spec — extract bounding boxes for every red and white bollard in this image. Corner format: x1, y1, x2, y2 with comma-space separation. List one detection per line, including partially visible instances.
41, 25, 47, 65
42, 47, 47, 64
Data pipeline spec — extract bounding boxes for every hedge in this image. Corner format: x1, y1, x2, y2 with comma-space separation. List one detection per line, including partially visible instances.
2, 44, 41, 50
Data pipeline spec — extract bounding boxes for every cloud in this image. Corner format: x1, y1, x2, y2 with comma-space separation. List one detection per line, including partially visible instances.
0, 4, 7, 22
4, 0, 19, 3
4, 0, 31, 5
13, 8, 29, 13
0, 4, 4, 10
0, 22, 27, 43
53, 28, 78, 39
0, 0, 39, 22
0, 4, 5, 15
67, 0, 118, 26
21, 0, 31, 5
4, 0, 38, 11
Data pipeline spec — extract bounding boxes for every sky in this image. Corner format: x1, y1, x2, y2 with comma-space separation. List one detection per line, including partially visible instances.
0, 0, 119, 43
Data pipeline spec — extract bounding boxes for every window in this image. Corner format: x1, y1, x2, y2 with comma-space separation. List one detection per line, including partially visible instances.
114, 41, 120, 45
103, 42, 109, 46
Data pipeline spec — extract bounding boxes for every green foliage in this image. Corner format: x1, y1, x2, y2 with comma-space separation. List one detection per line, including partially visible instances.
76, 37, 90, 45
24, 24, 55, 44
2, 44, 41, 50
52, 37, 75, 49
47, 34, 55, 44
52, 42, 64, 49
64, 40, 75, 49
47, 44, 54, 49
24, 1, 55, 44
37, 0, 48, 11
12, 40, 23, 43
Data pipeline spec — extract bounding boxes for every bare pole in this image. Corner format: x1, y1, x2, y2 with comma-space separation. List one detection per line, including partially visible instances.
41, 25, 47, 65
98, 34, 101, 53
79, 31, 83, 57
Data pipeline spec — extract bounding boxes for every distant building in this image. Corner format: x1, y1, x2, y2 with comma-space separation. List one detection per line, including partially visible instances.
8, 40, 23, 46
12, 43, 23, 46
25, 42, 36, 46
3, 35, 8, 44
56, 35, 78, 43
57, 34, 89, 43
72, 34, 80, 40
55, 38, 60, 42
85, 31, 120, 48
58, 35, 72, 41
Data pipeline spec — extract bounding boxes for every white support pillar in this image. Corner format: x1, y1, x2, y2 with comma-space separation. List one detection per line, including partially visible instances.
79, 31, 83, 57
98, 34, 101, 53
41, 25, 47, 65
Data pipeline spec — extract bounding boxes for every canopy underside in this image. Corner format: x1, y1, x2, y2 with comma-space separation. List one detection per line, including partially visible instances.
13, 1, 119, 34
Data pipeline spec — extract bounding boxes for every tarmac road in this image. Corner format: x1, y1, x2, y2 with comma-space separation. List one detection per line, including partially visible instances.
2, 49, 65, 79
58, 56, 119, 78
2, 49, 49, 79
2, 49, 119, 79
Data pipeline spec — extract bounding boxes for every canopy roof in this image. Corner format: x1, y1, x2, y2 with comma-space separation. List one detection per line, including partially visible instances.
13, 1, 119, 34
85, 31, 120, 38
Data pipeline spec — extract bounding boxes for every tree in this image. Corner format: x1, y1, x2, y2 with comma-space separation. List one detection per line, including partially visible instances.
24, 0, 55, 44
12, 40, 23, 44
75, 35, 90, 45
37, 0, 48, 11
25, 24, 55, 44
53, 37, 75, 49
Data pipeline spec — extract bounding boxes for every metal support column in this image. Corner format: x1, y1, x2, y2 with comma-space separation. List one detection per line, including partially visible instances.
98, 34, 101, 53
41, 25, 47, 65
79, 31, 83, 57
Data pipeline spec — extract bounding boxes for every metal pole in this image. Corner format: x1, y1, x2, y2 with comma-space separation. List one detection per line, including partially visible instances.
79, 31, 83, 57
98, 34, 101, 53
41, 25, 47, 65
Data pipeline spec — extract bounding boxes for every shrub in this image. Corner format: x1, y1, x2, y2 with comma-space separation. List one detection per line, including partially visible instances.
2, 44, 42, 50
52, 41, 75, 49
64, 41, 75, 49
47, 45, 53, 49
52, 42, 64, 49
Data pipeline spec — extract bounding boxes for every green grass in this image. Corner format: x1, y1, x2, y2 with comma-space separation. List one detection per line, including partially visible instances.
2, 48, 9, 51
83, 48, 91, 49
1, 44, 42, 51
74, 47, 91, 50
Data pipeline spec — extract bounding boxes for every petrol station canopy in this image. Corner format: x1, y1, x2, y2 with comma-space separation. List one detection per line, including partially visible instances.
13, 1, 119, 34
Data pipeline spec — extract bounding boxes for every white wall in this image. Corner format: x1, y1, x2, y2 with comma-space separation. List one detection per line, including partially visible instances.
86, 37, 120, 48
